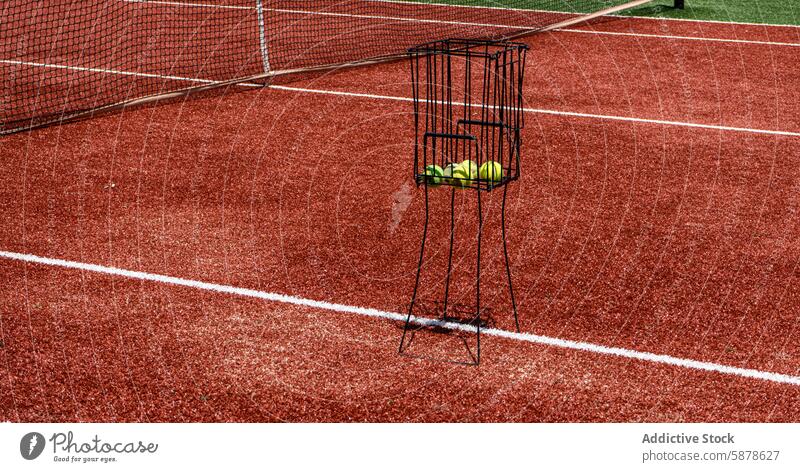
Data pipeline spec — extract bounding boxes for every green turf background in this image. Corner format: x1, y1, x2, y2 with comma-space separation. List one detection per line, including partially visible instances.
411, 1, 800, 26
626, 0, 799, 26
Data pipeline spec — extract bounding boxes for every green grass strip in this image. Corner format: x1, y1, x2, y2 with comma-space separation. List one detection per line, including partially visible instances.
403, 0, 800, 26
626, 0, 800, 26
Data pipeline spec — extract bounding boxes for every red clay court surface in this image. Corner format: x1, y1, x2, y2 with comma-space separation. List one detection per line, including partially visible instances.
1, 9, 800, 422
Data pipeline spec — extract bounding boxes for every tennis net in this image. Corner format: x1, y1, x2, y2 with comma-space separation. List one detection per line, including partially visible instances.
1, 0, 675, 134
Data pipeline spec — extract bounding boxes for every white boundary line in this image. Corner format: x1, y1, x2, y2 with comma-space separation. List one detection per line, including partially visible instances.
0, 59, 220, 84
120, 0, 559, 30
271, 85, 800, 138
362, 0, 800, 30
121, 0, 253, 10
2, 249, 799, 386
4, 59, 797, 137
560, 27, 800, 48
0, 59, 264, 87
122, 0, 800, 30
6, 56, 794, 137
119, 0, 800, 48
270, 6, 529, 29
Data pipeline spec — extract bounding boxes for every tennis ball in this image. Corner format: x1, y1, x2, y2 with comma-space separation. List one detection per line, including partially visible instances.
442, 163, 459, 185
451, 165, 470, 188
479, 161, 504, 182
460, 160, 478, 179
423, 164, 444, 186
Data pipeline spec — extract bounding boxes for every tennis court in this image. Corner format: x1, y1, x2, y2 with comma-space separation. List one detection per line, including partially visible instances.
1, 0, 799, 422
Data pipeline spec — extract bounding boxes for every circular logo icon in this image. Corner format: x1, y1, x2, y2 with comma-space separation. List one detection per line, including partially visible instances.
20, 432, 45, 460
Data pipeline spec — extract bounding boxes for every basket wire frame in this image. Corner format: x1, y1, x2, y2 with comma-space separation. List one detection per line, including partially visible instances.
409, 39, 527, 192
400, 39, 528, 364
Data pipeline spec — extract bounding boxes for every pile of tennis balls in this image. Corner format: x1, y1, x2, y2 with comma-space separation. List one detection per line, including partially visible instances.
423, 160, 504, 187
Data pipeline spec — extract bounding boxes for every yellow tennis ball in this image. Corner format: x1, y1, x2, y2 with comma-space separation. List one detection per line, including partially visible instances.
442, 163, 459, 185
451, 165, 470, 188
479, 161, 504, 182
460, 160, 478, 179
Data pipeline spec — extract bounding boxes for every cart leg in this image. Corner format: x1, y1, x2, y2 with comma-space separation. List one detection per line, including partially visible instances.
502, 184, 520, 332
399, 184, 431, 353
475, 187, 483, 364
442, 187, 456, 318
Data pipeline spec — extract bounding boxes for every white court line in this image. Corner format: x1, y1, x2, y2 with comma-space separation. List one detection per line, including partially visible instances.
560, 27, 800, 48
123, 0, 800, 30
2, 249, 799, 386
120, 0, 800, 48
0, 59, 219, 84
122, 0, 253, 9
120, 0, 553, 30
5, 58, 797, 137
364, 0, 800, 30
271, 85, 800, 138
1, 59, 263, 87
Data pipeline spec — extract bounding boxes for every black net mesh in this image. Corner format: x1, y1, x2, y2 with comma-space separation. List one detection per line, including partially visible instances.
1, 0, 654, 133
